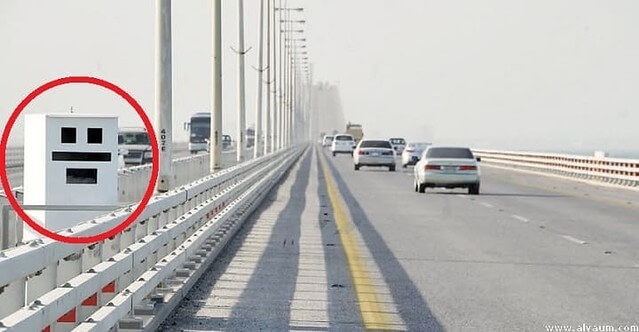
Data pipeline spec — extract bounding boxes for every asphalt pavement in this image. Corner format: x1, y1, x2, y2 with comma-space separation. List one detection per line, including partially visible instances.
162, 146, 639, 331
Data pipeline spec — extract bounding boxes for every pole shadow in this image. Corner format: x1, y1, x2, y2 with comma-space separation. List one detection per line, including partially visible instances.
323, 153, 444, 331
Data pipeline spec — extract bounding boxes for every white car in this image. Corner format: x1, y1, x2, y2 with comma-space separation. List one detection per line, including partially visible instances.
353, 140, 396, 171
414, 146, 481, 194
322, 135, 334, 147
389, 137, 406, 154
401, 142, 431, 167
331, 134, 355, 156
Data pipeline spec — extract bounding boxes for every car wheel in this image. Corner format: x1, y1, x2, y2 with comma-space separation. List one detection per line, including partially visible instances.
468, 183, 480, 195
332, 152, 336, 157
354, 164, 360, 171
389, 164, 396, 172
418, 182, 426, 193
402, 164, 407, 168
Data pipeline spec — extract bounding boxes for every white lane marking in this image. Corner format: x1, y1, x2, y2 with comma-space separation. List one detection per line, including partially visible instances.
511, 214, 529, 223
479, 202, 494, 208
561, 235, 587, 245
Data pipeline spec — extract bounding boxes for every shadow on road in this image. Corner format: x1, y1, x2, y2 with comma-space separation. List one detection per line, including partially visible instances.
323, 153, 444, 332
224, 150, 312, 329
161, 150, 312, 330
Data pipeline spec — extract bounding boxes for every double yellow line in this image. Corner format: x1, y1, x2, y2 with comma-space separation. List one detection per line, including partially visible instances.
317, 149, 393, 330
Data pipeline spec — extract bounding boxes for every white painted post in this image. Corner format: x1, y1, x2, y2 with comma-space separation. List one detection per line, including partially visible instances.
236, 0, 247, 163
155, 0, 173, 192
254, 0, 265, 159
264, 0, 272, 156
272, 0, 279, 153
211, 0, 223, 172
278, 1, 284, 150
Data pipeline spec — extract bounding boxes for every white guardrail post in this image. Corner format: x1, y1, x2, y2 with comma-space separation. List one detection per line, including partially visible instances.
473, 149, 639, 189
0, 146, 306, 331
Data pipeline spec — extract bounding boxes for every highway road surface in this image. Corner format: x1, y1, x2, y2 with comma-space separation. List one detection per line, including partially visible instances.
162, 146, 639, 331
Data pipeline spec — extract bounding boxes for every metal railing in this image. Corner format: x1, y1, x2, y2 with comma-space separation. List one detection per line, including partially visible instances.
0, 150, 239, 250
5, 148, 23, 169
0, 146, 304, 331
473, 149, 639, 188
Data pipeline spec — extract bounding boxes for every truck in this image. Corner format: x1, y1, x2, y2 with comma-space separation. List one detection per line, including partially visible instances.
346, 122, 364, 142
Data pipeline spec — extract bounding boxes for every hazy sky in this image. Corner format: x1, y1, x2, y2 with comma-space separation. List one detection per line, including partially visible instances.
1, 0, 638, 152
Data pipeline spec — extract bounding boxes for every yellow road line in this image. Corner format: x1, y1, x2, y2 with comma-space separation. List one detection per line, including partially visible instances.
317, 149, 393, 330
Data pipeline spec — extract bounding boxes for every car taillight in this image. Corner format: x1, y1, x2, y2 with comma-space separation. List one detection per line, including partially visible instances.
425, 164, 441, 170
358, 150, 367, 155
459, 165, 477, 171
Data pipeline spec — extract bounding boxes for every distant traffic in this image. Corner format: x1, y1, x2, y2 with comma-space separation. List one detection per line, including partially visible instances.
320, 123, 481, 194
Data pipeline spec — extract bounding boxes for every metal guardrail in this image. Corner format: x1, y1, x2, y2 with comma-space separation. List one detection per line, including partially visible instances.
473, 149, 639, 188
0, 150, 238, 250
0, 146, 304, 331
118, 153, 210, 204
4, 148, 23, 169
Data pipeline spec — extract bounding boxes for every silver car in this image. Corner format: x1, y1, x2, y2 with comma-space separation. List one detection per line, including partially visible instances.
413, 146, 481, 194
118, 127, 152, 166
401, 142, 431, 167
353, 140, 396, 171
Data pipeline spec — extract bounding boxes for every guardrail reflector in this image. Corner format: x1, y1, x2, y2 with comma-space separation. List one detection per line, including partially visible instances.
82, 293, 98, 306
57, 308, 76, 323
102, 281, 116, 293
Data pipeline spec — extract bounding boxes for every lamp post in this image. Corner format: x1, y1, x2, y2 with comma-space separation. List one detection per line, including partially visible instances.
155, 0, 173, 192
253, 0, 266, 159
276, 6, 303, 149
236, 0, 247, 163
210, 0, 223, 171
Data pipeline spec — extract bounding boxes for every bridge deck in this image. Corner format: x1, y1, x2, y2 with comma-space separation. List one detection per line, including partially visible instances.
163, 146, 639, 331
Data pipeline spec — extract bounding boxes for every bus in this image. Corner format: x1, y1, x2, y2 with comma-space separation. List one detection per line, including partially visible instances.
185, 112, 233, 153
185, 112, 210, 154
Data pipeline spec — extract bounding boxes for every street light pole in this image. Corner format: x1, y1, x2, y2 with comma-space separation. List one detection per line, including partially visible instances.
236, 0, 247, 163
210, 0, 223, 172
155, 0, 173, 192
278, 2, 285, 150
264, 0, 271, 156
282, 11, 289, 148
253, 0, 265, 159
271, 0, 278, 153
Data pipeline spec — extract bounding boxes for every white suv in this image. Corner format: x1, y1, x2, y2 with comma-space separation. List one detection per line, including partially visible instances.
331, 134, 355, 156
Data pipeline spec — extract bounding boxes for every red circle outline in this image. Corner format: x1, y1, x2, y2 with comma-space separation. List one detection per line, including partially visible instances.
0, 76, 159, 244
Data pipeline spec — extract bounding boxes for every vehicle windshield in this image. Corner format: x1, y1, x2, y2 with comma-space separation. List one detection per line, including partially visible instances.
426, 147, 474, 159
335, 135, 353, 141
119, 132, 150, 145
191, 117, 210, 137
222, 135, 231, 142
390, 138, 405, 145
360, 140, 392, 149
